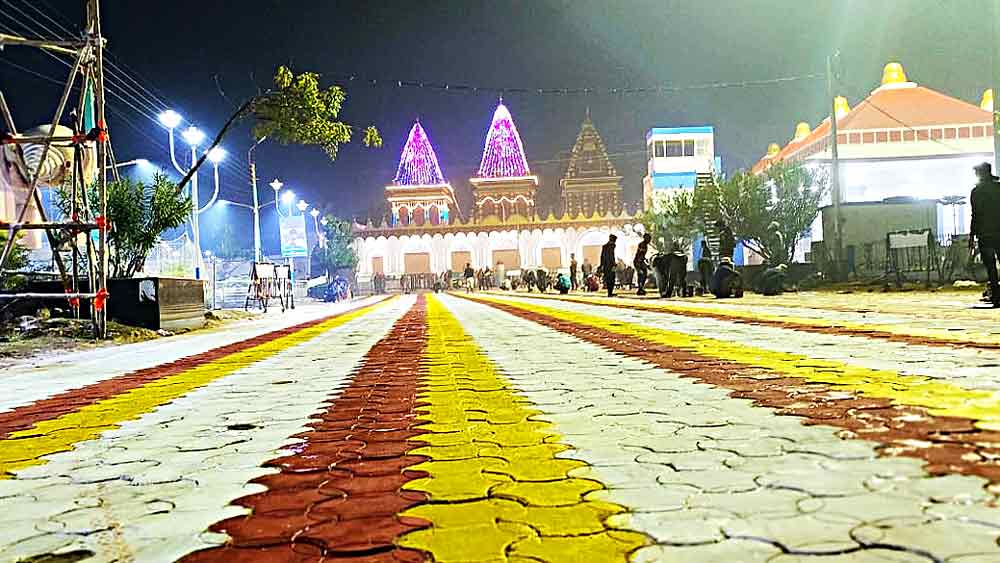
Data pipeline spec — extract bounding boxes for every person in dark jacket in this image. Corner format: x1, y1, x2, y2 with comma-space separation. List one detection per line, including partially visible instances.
600, 234, 618, 297
697, 240, 713, 295
710, 258, 743, 298
757, 264, 788, 296
634, 234, 651, 296
664, 242, 688, 298
971, 162, 1000, 307
717, 220, 736, 263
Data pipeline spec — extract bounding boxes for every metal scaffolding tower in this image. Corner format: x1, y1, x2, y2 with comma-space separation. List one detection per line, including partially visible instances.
0, 0, 111, 337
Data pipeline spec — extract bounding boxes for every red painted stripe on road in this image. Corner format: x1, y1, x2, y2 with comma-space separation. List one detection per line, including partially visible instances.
0, 299, 387, 442
467, 295, 1000, 487
183, 296, 429, 562
527, 294, 1000, 351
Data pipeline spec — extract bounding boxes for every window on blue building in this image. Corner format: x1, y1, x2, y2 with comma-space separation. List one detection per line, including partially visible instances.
665, 141, 683, 157
654, 141, 665, 158
683, 140, 695, 157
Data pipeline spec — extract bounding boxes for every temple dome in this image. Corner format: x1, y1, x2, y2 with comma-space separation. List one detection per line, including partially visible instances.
393, 121, 447, 186
475, 101, 532, 178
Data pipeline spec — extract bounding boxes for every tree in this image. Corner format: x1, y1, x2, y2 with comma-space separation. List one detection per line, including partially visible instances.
640, 189, 702, 252
176, 66, 382, 195
705, 161, 828, 265
320, 216, 358, 275
57, 174, 192, 278
0, 230, 29, 290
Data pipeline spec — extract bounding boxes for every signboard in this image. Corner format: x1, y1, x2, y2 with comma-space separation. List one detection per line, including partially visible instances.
888, 230, 930, 250
279, 214, 308, 258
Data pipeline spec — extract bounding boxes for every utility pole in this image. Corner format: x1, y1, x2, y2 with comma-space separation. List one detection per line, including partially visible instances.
248, 137, 266, 263
827, 51, 844, 281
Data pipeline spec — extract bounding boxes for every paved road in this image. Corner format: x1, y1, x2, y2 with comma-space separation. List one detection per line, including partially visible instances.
2, 291, 1000, 562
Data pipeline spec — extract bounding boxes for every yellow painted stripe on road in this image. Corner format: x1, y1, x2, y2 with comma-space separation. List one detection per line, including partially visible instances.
470, 294, 1000, 431
0, 299, 392, 477
397, 295, 648, 562
514, 292, 1000, 347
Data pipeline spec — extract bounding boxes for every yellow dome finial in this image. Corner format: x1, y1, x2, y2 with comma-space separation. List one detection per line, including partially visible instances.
793, 122, 811, 142
766, 143, 781, 157
981, 88, 994, 112
834, 96, 851, 119
881, 62, 907, 86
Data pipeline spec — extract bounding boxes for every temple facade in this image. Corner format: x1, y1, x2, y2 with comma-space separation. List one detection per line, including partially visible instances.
353, 101, 644, 281
560, 113, 623, 217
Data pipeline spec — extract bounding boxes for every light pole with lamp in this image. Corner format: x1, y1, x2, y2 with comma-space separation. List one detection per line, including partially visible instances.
158, 110, 227, 280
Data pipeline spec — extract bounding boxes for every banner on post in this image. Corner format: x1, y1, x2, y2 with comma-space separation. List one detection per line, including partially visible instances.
279, 214, 308, 258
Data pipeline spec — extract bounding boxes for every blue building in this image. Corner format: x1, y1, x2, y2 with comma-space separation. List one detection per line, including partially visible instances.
642, 126, 720, 208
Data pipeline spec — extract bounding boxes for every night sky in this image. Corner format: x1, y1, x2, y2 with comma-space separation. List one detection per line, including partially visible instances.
1, 0, 995, 253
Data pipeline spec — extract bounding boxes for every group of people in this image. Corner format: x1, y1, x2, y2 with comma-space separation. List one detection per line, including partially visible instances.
593, 228, 746, 300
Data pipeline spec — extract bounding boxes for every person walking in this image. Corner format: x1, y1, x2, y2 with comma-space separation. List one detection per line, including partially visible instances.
569, 254, 579, 291
464, 263, 475, 293
971, 162, 1000, 307
634, 233, 651, 296
600, 234, 618, 297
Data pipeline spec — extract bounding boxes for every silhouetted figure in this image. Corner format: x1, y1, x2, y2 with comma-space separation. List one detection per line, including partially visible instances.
971, 162, 1000, 307
523, 269, 537, 292
697, 239, 713, 295
600, 234, 618, 297
757, 264, 787, 296
717, 220, 736, 263
634, 233, 651, 296
536, 268, 550, 293
664, 242, 688, 298
710, 258, 743, 298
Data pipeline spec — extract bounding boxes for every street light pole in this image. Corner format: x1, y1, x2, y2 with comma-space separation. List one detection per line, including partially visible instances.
827, 52, 844, 281
248, 138, 266, 263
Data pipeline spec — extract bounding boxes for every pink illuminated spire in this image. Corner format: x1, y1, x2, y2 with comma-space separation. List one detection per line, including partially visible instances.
476, 100, 531, 178
393, 120, 447, 186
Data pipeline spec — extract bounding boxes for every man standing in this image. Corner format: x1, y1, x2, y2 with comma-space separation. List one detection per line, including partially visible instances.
697, 239, 714, 295
582, 257, 593, 290
717, 220, 736, 264
569, 254, 579, 291
971, 162, 1000, 307
600, 234, 617, 297
463, 263, 475, 293
634, 233, 651, 296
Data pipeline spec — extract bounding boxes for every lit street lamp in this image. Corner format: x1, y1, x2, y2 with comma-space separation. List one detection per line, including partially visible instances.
159, 109, 226, 281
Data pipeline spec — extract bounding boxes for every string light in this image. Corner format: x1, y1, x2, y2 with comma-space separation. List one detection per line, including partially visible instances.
476, 101, 531, 178
332, 72, 824, 97
393, 121, 447, 186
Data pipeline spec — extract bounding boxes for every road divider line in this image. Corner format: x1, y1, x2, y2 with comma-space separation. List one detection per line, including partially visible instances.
183, 296, 429, 562
394, 294, 649, 561
0, 298, 393, 478
462, 293, 1000, 486
505, 292, 1000, 351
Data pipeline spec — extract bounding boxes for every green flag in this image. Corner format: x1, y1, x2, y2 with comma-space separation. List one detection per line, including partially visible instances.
82, 83, 95, 132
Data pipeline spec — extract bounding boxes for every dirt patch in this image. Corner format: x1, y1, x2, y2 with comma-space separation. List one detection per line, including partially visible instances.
0, 309, 263, 367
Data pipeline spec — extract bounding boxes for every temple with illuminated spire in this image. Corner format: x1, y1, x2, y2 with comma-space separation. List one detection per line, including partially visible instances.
353, 100, 645, 280
470, 100, 539, 222
384, 120, 457, 227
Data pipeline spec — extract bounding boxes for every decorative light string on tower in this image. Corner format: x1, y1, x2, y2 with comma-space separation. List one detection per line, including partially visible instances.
393, 121, 447, 186
477, 102, 531, 178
